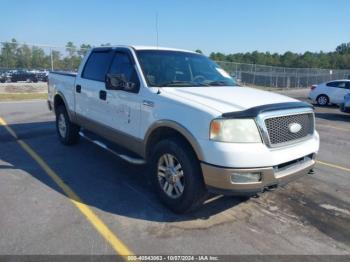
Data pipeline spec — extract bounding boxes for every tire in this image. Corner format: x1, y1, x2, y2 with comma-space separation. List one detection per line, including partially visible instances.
316, 94, 329, 106
341, 105, 350, 113
150, 137, 207, 213
55, 105, 80, 145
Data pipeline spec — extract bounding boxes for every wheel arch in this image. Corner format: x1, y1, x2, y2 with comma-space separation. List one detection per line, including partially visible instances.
53, 92, 74, 121
144, 120, 204, 162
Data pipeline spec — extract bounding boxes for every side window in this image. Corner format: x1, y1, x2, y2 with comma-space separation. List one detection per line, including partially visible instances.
346, 82, 350, 89
337, 82, 347, 89
82, 51, 114, 81
326, 81, 339, 87
108, 52, 140, 92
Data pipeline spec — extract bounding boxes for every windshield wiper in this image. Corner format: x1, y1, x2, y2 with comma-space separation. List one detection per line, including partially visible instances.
206, 80, 228, 86
156, 80, 209, 87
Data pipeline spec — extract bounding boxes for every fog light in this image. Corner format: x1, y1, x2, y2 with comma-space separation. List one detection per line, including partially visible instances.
231, 172, 261, 183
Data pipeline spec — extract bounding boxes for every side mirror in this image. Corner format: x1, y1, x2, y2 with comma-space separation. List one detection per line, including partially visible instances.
105, 73, 137, 91
105, 73, 126, 90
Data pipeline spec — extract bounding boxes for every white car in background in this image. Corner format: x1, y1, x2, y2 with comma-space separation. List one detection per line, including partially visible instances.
309, 80, 350, 106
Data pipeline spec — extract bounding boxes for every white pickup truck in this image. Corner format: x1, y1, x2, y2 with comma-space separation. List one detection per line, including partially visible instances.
48, 46, 319, 213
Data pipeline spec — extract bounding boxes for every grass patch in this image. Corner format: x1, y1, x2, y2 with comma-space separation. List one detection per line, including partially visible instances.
0, 93, 47, 101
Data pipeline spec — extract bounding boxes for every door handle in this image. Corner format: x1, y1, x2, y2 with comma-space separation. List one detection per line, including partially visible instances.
99, 90, 107, 100
76, 85, 81, 93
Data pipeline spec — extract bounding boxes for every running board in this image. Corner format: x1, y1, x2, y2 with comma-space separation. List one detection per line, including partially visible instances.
79, 131, 146, 165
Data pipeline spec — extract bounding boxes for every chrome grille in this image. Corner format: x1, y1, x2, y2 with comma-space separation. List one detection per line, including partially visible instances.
264, 113, 314, 146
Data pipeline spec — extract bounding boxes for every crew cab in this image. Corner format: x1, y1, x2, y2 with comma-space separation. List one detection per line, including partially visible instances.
48, 46, 320, 213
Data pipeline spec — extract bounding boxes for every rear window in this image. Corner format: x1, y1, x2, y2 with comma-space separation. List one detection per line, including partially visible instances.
82, 51, 114, 81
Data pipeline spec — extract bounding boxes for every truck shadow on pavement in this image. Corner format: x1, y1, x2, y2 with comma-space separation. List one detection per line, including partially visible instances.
0, 121, 247, 223
315, 112, 350, 123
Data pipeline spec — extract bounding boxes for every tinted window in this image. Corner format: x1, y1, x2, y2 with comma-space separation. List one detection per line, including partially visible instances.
326, 81, 348, 88
82, 51, 114, 81
326, 81, 339, 87
337, 82, 347, 89
108, 52, 140, 91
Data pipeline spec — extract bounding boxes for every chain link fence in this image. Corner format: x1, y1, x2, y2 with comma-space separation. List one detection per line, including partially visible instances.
217, 61, 350, 88
1, 42, 350, 88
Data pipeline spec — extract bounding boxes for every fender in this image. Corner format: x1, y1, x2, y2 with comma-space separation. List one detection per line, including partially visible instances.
144, 120, 204, 161
53, 91, 77, 122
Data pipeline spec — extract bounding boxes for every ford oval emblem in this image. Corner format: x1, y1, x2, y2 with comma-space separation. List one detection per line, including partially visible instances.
289, 123, 302, 133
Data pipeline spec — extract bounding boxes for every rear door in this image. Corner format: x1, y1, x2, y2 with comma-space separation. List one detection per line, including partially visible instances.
75, 49, 114, 122
328, 81, 350, 104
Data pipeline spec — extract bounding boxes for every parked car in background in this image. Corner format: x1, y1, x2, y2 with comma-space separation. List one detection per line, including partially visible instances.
8, 70, 38, 83
309, 80, 350, 106
34, 70, 49, 82
340, 93, 350, 113
0, 72, 6, 83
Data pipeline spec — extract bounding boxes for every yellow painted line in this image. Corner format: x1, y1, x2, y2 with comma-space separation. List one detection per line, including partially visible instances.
316, 160, 350, 173
0, 117, 135, 258
0, 117, 18, 139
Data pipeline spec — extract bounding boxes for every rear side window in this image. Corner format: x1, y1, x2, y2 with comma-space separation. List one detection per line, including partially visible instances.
82, 51, 114, 81
326, 81, 339, 87
326, 81, 347, 88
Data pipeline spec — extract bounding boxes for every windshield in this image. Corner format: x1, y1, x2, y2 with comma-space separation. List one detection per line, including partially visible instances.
136, 50, 237, 87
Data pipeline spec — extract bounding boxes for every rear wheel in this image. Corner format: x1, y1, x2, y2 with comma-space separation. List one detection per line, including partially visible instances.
316, 94, 329, 106
150, 137, 207, 213
55, 105, 80, 145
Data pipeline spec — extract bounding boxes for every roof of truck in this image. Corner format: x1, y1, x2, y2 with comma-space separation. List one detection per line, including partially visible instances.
131, 45, 196, 53
92, 45, 196, 54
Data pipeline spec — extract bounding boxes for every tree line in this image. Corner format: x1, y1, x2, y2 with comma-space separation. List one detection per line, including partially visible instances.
208, 43, 350, 69
0, 39, 103, 70
1, 38, 350, 70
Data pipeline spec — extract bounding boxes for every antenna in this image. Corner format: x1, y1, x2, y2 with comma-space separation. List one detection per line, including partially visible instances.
155, 12, 159, 48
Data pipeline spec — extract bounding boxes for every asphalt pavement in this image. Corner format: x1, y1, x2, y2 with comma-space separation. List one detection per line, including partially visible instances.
0, 91, 349, 255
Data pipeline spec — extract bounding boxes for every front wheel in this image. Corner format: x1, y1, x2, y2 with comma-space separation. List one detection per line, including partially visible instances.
316, 94, 329, 106
150, 138, 207, 213
55, 105, 80, 145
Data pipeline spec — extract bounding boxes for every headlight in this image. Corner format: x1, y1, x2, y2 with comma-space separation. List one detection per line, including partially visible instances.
210, 118, 262, 143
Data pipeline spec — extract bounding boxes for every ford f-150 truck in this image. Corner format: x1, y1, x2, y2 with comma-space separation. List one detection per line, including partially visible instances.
48, 46, 319, 213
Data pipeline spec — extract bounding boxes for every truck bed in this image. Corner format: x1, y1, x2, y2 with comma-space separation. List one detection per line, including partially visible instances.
48, 71, 78, 113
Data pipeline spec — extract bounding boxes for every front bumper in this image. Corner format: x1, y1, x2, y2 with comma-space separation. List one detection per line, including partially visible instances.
201, 154, 315, 195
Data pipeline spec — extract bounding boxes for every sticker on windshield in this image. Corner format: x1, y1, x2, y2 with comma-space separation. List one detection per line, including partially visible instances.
216, 68, 231, 78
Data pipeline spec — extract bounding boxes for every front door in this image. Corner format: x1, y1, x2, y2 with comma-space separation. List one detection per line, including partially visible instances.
103, 50, 142, 139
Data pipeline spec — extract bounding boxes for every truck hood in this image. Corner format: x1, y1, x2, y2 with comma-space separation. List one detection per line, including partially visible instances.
162, 86, 298, 114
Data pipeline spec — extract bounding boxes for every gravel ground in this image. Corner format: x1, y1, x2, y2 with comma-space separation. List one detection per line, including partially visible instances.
0, 82, 47, 93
